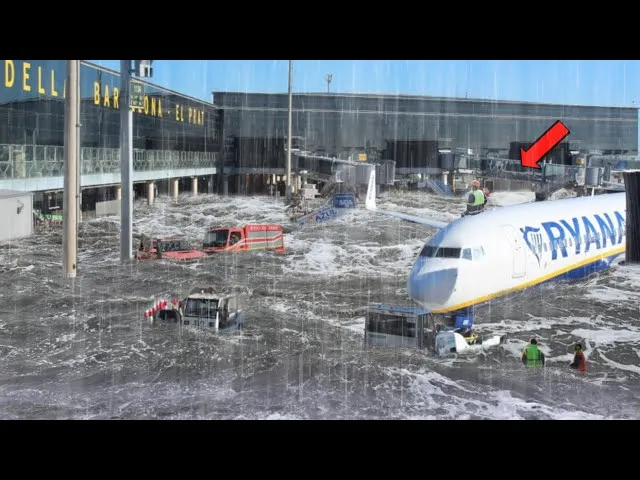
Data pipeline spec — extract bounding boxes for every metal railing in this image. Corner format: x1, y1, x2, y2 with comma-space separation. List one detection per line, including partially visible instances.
0, 144, 218, 180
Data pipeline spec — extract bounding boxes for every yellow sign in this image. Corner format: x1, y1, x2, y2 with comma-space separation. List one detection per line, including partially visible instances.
358, 153, 367, 161
3, 60, 206, 126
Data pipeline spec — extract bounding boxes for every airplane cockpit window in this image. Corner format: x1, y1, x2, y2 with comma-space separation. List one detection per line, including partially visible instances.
419, 245, 462, 258
460, 246, 485, 261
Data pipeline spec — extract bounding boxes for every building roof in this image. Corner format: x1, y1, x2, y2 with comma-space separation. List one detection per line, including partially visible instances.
212, 91, 639, 111
0, 189, 33, 200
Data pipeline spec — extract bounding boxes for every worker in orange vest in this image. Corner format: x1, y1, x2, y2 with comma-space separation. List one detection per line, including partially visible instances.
569, 343, 587, 372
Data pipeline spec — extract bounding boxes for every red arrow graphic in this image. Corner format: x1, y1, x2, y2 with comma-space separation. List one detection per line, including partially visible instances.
520, 120, 570, 169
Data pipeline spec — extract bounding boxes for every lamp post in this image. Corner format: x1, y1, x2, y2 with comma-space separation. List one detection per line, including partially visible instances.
285, 60, 293, 202
325, 73, 333, 93
63, 60, 80, 278
119, 60, 153, 262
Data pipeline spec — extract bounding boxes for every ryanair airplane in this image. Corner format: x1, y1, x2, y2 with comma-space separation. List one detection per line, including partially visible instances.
364, 170, 626, 315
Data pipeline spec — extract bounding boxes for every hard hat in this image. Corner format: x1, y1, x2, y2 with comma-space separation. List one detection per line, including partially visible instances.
471, 180, 480, 188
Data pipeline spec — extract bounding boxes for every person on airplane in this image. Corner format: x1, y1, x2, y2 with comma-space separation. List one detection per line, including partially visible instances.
464, 180, 485, 216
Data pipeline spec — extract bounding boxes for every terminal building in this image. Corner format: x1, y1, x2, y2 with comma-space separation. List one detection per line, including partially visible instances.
0, 59, 219, 213
1, 59, 638, 213
212, 91, 638, 175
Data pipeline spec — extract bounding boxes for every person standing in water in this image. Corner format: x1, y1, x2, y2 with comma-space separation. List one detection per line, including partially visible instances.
569, 343, 587, 372
521, 338, 545, 368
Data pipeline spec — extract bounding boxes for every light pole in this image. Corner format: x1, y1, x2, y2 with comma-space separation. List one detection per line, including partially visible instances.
63, 60, 80, 279
119, 60, 134, 262
285, 60, 293, 201
119, 60, 153, 262
325, 73, 333, 93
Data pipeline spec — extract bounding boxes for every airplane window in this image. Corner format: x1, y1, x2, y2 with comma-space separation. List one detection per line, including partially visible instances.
472, 246, 485, 259
419, 245, 462, 258
462, 248, 472, 260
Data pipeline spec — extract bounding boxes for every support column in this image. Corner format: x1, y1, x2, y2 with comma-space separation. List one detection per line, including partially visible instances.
171, 178, 179, 200
147, 181, 155, 206
63, 59, 79, 278
115, 185, 122, 200
624, 170, 640, 263
191, 177, 198, 197
222, 175, 229, 196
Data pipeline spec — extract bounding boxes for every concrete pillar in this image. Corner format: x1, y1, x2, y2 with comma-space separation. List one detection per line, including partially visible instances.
271, 174, 276, 185
442, 172, 448, 185
147, 181, 155, 206
171, 178, 179, 200
222, 175, 229, 196
115, 185, 122, 200
208, 175, 215, 194
191, 177, 198, 196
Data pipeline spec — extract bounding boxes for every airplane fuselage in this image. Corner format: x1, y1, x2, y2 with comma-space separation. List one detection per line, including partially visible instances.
406, 192, 627, 313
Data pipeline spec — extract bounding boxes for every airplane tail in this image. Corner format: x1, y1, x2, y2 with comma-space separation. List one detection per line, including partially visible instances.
365, 167, 376, 211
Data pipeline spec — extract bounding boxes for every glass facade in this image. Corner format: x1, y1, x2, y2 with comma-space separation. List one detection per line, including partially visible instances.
213, 92, 639, 170
1, 60, 219, 180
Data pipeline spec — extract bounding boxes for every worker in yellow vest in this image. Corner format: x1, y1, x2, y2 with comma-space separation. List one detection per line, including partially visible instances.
521, 338, 545, 368
464, 180, 486, 216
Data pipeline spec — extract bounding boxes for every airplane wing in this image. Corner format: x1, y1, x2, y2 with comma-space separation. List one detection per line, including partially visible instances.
364, 169, 450, 230
371, 209, 449, 229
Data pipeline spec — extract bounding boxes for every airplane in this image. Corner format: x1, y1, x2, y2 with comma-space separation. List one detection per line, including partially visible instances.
363, 169, 627, 319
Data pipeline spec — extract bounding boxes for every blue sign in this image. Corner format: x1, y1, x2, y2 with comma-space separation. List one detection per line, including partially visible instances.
520, 210, 625, 262
454, 314, 474, 329
298, 204, 341, 227
333, 193, 356, 209
315, 207, 339, 223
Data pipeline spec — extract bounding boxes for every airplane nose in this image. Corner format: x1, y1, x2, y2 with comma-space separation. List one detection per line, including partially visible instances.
407, 268, 458, 308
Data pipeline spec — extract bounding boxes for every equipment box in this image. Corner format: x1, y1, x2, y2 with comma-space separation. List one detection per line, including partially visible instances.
454, 314, 474, 329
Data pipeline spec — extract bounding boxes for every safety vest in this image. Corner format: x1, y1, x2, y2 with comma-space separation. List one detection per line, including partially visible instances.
523, 344, 543, 367
472, 189, 485, 206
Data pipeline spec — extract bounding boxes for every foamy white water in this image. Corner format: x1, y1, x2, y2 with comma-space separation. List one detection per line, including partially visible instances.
0, 191, 638, 419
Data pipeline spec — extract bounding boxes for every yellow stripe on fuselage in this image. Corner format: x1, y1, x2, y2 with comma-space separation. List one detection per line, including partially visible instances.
430, 245, 625, 314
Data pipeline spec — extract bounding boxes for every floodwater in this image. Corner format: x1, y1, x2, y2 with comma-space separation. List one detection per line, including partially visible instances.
0, 190, 638, 419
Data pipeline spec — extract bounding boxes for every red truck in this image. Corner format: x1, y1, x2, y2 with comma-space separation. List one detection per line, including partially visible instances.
202, 224, 285, 254
136, 235, 208, 261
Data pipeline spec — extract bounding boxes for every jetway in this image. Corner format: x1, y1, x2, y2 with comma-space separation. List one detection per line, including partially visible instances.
291, 151, 395, 188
